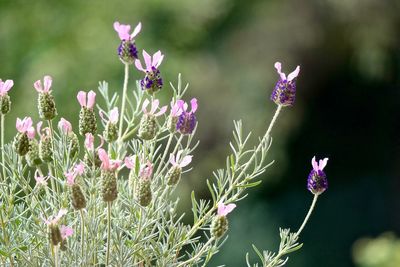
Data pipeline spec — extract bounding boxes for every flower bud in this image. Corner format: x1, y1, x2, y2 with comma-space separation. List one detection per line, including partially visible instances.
13, 132, 30, 156
0, 94, 11, 114
38, 92, 57, 120
39, 136, 53, 162
138, 114, 157, 140
79, 107, 97, 136
211, 215, 229, 238
66, 132, 80, 158
270, 62, 300, 107
118, 40, 138, 64
307, 156, 329, 195
167, 115, 178, 133
104, 122, 118, 143
140, 67, 163, 94
166, 166, 182, 186
135, 178, 152, 207
102, 170, 118, 202
26, 138, 42, 167
50, 225, 62, 246
71, 184, 86, 210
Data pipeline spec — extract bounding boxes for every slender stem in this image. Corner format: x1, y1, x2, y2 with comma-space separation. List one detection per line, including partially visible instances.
295, 194, 319, 237
106, 201, 112, 266
0, 205, 14, 267
54, 245, 58, 267
80, 209, 85, 263
154, 133, 173, 176
186, 105, 283, 239
118, 63, 130, 142
1, 115, 5, 183
47, 120, 59, 196
177, 238, 214, 267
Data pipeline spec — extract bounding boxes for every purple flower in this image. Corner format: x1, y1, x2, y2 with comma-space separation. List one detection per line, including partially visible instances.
307, 156, 329, 195
0, 79, 14, 96
135, 50, 164, 94
217, 202, 236, 217
114, 21, 141, 63
176, 98, 198, 135
270, 62, 300, 107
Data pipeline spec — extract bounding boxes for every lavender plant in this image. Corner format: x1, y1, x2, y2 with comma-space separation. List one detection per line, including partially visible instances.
0, 21, 329, 266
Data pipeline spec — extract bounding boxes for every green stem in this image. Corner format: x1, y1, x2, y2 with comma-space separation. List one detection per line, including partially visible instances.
47, 120, 59, 196
106, 201, 112, 266
0, 205, 14, 267
118, 63, 130, 142
80, 209, 85, 264
186, 105, 283, 239
154, 133, 173, 177
177, 238, 215, 267
1, 115, 5, 183
54, 244, 58, 267
295, 194, 319, 237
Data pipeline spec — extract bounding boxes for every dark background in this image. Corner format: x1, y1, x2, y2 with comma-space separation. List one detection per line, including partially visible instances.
1, 0, 399, 266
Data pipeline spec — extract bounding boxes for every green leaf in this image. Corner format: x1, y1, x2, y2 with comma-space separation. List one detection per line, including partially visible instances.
191, 191, 199, 223
236, 180, 262, 189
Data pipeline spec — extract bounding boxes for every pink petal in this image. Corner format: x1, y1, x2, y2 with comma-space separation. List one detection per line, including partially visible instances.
311, 156, 318, 171
54, 208, 67, 224
125, 156, 135, 169
143, 50, 152, 71
150, 99, 160, 114
190, 98, 198, 113
154, 105, 167, 117
36, 121, 43, 135
287, 66, 300, 81
318, 158, 329, 171
85, 133, 94, 150
65, 171, 76, 186
58, 118, 72, 134
99, 110, 106, 122
142, 99, 150, 114
2, 79, 13, 93
175, 150, 182, 163
27, 127, 35, 139
109, 107, 119, 124
34, 80, 43, 93
152, 51, 162, 67
16, 118, 23, 132
218, 202, 236, 216
154, 54, 164, 69
134, 59, 145, 72
169, 153, 176, 166
74, 162, 85, 175
110, 160, 122, 170
113, 21, 131, 40
130, 22, 142, 39
274, 62, 286, 80
179, 155, 192, 168
77, 91, 87, 107
43, 75, 52, 93
98, 148, 110, 170
87, 90, 96, 109
60, 225, 74, 239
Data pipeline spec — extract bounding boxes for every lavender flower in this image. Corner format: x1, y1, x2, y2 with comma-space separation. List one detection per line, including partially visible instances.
100, 107, 119, 142
211, 202, 236, 238
114, 21, 141, 64
135, 50, 164, 94
34, 75, 58, 120
0, 79, 13, 114
166, 150, 192, 185
307, 156, 329, 195
176, 98, 198, 135
77, 90, 97, 135
270, 62, 300, 107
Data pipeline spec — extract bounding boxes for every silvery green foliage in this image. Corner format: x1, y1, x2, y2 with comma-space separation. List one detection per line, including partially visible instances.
0, 71, 314, 266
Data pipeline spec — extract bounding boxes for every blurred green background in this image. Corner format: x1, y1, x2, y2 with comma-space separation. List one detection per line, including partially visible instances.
1, 0, 399, 266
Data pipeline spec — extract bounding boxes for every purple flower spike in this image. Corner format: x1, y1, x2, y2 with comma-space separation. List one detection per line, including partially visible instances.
307, 156, 329, 195
114, 21, 141, 64
270, 62, 300, 107
176, 98, 198, 135
135, 50, 164, 94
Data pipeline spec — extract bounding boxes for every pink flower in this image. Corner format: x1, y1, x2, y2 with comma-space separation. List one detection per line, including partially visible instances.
85, 133, 94, 151
274, 62, 300, 82
98, 148, 121, 171
34, 75, 53, 93
65, 162, 85, 186
34, 170, 48, 187
58, 118, 72, 134
100, 107, 119, 124
124, 155, 136, 170
16, 117, 35, 139
77, 90, 96, 109
60, 225, 74, 240
113, 21, 141, 41
0, 79, 14, 96
135, 50, 164, 73
217, 202, 236, 217
42, 208, 67, 226
311, 156, 329, 172
169, 150, 192, 168
178, 98, 198, 114
37, 121, 51, 140
170, 99, 184, 117
74, 162, 85, 175
142, 99, 167, 117
139, 161, 153, 180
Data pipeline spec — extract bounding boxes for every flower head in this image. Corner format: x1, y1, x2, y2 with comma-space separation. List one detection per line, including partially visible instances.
135, 50, 164, 93
77, 90, 96, 109
42, 209, 67, 226
34, 75, 53, 94
307, 156, 329, 195
65, 162, 85, 186
100, 107, 119, 124
85, 133, 94, 151
113, 21, 141, 41
170, 99, 184, 117
142, 99, 167, 117
34, 170, 48, 187
217, 202, 236, 217
169, 150, 192, 168
135, 50, 164, 73
60, 225, 74, 240
176, 98, 198, 135
0, 79, 14, 96
270, 62, 300, 107
124, 155, 136, 170
98, 148, 121, 171
139, 161, 153, 180
16, 117, 35, 139
58, 118, 72, 134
